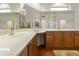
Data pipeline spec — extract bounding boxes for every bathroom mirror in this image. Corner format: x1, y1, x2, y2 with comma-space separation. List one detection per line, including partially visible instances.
0, 3, 76, 30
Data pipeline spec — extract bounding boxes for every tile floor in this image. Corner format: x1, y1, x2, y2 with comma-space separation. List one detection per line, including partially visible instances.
53, 50, 79, 56
40, 49, 79, 56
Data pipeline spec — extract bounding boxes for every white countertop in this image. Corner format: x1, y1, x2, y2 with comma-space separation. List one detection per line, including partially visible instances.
0, 30, 36, 56
33, 29, 79, 31
0, 29, 79, 56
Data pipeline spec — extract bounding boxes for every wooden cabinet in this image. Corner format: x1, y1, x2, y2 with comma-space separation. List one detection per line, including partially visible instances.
20, 45, 29, 56
28, 35, 38, 56
46, 31, 74, 49
20, 31, 79, 56
46, 31, 55, 48
46, 31, 64, 48
74, 31, 79, 48
20, 34, 38, 56
63, 31, 73, 48
54, 31, 64, 48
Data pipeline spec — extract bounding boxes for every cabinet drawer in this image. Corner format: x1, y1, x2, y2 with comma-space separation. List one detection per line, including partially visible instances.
46, 36, 54, 38
46, 32, 54, 35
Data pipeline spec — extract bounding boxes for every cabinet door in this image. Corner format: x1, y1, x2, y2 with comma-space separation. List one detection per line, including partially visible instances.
32, 36, 38, 56
28, 39, 34, 56
64, 31, 73, 48
54, 31, 64, 48
74, 31, 79, 48
46, 31, 55, 48
20, 45, 29, 56
28, 35, 38, 56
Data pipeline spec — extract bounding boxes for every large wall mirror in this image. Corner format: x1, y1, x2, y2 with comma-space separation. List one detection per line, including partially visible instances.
0, 3, 76, 30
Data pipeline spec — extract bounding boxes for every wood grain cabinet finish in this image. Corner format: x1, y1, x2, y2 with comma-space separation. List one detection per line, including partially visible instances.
20, 45, 29, 56
20, 34, 38, 56
63, 31, 73, 48
54, 31, 64, 48
74, 31, 79, 48
46, 31, 74, 49
46, 31, 55, 48
20, 31, 79, 56
28, 35, 38, 56
46, 31, 64, 48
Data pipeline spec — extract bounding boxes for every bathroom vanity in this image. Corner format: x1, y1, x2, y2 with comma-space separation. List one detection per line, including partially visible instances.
19, 29, 79, 56
46, 31, 79, 49
0, 29, 79, 56
20, 31, 45, 56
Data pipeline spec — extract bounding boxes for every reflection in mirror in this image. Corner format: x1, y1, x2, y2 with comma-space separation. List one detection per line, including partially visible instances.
7, 20, 13, 29
0, 3, 75, 31
60, 20, 66, 29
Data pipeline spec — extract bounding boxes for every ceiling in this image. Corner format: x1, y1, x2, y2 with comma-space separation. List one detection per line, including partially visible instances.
40, 3, 79, 11
0, 3, 24, 13
0, 3, 79, 12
